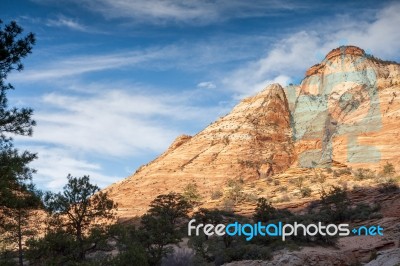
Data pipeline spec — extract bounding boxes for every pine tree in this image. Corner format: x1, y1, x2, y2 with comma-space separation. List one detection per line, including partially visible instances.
0, 19, 37, 265
43, 175, 117, 261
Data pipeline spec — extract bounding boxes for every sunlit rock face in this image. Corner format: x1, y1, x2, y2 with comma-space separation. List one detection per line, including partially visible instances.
104, 46, 400, 219
284, 46, 400, 169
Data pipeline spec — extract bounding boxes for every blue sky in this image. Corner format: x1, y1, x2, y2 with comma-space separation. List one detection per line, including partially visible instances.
2, 0, 400, 192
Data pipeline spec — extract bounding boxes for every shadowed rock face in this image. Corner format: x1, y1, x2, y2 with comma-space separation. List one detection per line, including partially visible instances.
104, 46, 400, 219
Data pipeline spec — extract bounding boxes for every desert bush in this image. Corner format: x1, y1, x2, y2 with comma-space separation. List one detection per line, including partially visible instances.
300, 187, 312, 198
243, 193, 258, 203
333, 167, 352, 177
353, 168, 376, 180
225, 179, 245, 204
350, 203, 382, 221
319, 186, 350, 223
183, 183, 202, 203
378, 178, 399, 193
211, 190, 223, 200
314, 173, 327, 184
275, 195, 291, 203
383, 162, 395, 176
294, 176, 305, 190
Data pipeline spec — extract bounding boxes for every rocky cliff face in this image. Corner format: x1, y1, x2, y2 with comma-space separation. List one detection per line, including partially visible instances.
284, 46, 400, 170
104, 46, 400, 219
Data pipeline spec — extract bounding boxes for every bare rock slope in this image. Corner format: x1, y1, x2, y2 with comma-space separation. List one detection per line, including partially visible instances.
106, 84, 295, 219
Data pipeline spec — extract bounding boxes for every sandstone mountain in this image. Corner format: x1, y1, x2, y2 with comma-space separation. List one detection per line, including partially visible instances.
104, 46, 400, 221
106, 83, 295, 218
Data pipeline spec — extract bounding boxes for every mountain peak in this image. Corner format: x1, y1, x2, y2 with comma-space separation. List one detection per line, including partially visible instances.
325, 45, 365, 60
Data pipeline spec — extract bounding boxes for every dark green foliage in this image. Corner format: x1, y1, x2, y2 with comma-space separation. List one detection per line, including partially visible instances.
26, 230, 78, 265
333, 167, 352, 177
383, 162, 395, 176
0, 19, 36, 137
365, 53, 399, 65
300, 187, 312, 197
253, 197, 276, 222
182, 183, 202, 204
39, 175, 117, 262
104, 244, 148, 266
1, 184, 42, 266
140, 192, 192, 265
253, 197, 292, 222
0, 19, 36, 266
105, 224, 149, 266
0, 18, 37, 213
193, 208, 225, 225
350, 203, 382, 221
319, 186, 349, 223
353, 168, 376, 180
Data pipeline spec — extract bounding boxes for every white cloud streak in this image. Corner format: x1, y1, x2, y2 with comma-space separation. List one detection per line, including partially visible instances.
197, 81, 216, 89
17, 48, 172, 81
46, 16, 88, 32
69, 0, 304, 24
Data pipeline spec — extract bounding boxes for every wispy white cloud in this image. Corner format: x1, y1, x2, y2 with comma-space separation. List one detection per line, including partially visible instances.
197, 81, 216, 89
14, 47, 174, 81
11, 36, 263, 82
26, 145, 119, 191
67, 0, 304, 24
18, 84, 225, 157
46, 16, 88, 32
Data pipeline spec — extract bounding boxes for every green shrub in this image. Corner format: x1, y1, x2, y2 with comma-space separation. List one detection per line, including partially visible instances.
300, 187, 312, 198
353, 168, 376, 180
333, 167, 352, 177
183, 183, 202, 203
350, 203, 382, 221
383, 162, 395, 176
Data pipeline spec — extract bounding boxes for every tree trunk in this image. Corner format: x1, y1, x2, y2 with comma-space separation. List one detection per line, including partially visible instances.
17, 210, 23, 266
77, 226, 85, 260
